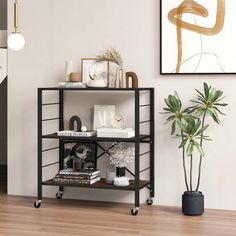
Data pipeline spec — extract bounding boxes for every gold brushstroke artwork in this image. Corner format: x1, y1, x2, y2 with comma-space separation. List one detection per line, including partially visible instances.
168, 0, 225, 73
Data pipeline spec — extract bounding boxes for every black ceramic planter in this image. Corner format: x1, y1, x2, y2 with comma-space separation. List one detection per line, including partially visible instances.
116, 167, 125, 177
182, 191, 204, 216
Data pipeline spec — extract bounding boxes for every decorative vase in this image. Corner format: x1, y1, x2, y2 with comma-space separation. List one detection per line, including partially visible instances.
105, 170, 116, 184
73, 159, 84, 171
87, 79, 106, 88
182, 191, 204, 216
116, 167, 125, 177
70, 72, 81, 82
115, 67, 126, 88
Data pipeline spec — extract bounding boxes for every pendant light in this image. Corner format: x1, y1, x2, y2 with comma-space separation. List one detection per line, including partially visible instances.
8, 0, 25, 51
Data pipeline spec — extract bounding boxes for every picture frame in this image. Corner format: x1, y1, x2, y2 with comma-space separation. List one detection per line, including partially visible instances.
93, 105, 115, 130
81, 58, 109, 85
74, 143, 97, 170
160, 1, 236, 75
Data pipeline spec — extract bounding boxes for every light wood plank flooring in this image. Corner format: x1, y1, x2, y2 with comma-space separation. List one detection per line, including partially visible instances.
0, 195, 236, 236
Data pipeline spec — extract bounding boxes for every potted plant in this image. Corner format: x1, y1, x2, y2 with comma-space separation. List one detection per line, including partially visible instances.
162, 83, 227, 215
109, 142, 134, 177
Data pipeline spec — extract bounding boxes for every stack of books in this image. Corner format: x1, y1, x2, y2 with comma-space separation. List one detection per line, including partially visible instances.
53, 168, 101, 186
58, 82, 86, 88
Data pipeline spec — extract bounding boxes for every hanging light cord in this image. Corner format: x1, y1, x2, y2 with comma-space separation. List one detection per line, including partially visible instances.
14, 0, 18, 33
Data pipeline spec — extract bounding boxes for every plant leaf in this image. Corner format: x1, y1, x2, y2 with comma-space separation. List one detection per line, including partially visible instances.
171, 120, 176, 135
194, 141, 205, 157
179, 139, 188, 148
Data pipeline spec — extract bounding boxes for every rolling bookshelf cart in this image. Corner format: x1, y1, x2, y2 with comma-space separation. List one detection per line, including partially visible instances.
34, 87, 155, 216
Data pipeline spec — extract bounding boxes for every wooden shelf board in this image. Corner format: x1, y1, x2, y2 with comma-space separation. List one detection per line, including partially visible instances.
42, 133, 151, 143
42, 178, 150, 191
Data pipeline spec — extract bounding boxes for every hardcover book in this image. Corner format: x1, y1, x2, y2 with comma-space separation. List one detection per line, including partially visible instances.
58, 130, 96, 137
58, 169, 101, 177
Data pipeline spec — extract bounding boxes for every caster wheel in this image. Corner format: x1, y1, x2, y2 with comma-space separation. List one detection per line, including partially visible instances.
34, 201, 42, 208
131, 208, 139, 216
56, 192, 63, 199
146, 198, 153, 205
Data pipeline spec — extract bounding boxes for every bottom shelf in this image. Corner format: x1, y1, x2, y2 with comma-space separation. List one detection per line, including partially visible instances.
43, 178, 150, 191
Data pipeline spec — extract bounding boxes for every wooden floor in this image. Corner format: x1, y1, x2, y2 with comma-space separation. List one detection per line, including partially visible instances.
0, 195, 236, 236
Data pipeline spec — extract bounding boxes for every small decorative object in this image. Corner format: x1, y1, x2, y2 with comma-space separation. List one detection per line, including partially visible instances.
93, 105, 115, 130
115, 67, 126, 88
70, 72, 81, 82
69, 116, 82, 131
96, 48, 125, 88
113, 177, 130, 187
116, 167, 125, 177
105, 170, 116, 184
81, 125, 88, 132
87, 74, 107, 88
65, 60, 73, 81
126, 72, 139, 88
81, 58, 109, 87
162, 83, 227, 215
109, 142, 134, 179
111, 114, 126, 129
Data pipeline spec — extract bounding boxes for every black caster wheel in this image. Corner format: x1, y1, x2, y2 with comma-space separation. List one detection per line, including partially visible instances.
146, 198, 153, 205
131, 208, 139, 216
56, 192, 63, 199
34, 201, 42, 208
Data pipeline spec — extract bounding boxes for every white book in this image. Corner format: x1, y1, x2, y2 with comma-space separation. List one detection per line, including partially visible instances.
97, 128, 135, 138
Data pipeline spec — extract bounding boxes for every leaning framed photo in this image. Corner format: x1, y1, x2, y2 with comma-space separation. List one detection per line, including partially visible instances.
81, 58, 109, 85
160, 1, 236, 74
74, 143, 97, 170
93, 105, 115, 130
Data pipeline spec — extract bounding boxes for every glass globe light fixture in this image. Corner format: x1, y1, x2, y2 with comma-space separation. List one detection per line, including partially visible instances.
8, 32, 25, 51
8, 0, 25, 51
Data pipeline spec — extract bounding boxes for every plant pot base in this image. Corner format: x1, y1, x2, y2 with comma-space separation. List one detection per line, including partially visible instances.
182, 191, 204, 216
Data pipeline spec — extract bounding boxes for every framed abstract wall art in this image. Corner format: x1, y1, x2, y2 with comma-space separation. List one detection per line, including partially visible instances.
160, 0, 236, 74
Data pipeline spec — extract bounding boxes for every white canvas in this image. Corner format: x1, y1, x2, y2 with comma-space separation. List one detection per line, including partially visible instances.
161, 0, 236, 74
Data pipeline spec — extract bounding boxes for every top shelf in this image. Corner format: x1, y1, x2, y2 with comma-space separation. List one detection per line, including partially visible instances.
38, 87, 154, 91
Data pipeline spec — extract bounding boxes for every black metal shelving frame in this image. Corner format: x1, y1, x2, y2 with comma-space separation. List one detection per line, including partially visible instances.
34, 87, 155, 215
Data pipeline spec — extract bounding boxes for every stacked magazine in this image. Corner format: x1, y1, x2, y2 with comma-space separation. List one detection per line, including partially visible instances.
53, 169, 101, 186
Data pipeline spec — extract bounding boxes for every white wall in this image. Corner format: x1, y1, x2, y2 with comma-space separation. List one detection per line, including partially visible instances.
8, 0, 236, 210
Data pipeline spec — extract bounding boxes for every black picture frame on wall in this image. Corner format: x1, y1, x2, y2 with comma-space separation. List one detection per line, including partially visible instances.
160, 0, 235, 75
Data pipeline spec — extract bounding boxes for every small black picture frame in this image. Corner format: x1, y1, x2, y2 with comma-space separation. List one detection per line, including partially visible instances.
74, 143, 97, 170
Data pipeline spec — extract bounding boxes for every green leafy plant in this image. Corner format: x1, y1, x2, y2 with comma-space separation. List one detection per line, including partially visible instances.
162, 83, 227, 192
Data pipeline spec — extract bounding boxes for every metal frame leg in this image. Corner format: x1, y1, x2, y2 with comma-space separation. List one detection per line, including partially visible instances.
37, 89, 43, 203
150, 88, 155, 198
59, 90, 64, 194
134, 90, 140, 209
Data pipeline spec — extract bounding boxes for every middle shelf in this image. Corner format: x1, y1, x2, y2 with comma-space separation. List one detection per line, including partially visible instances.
42, 133, 152, 143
